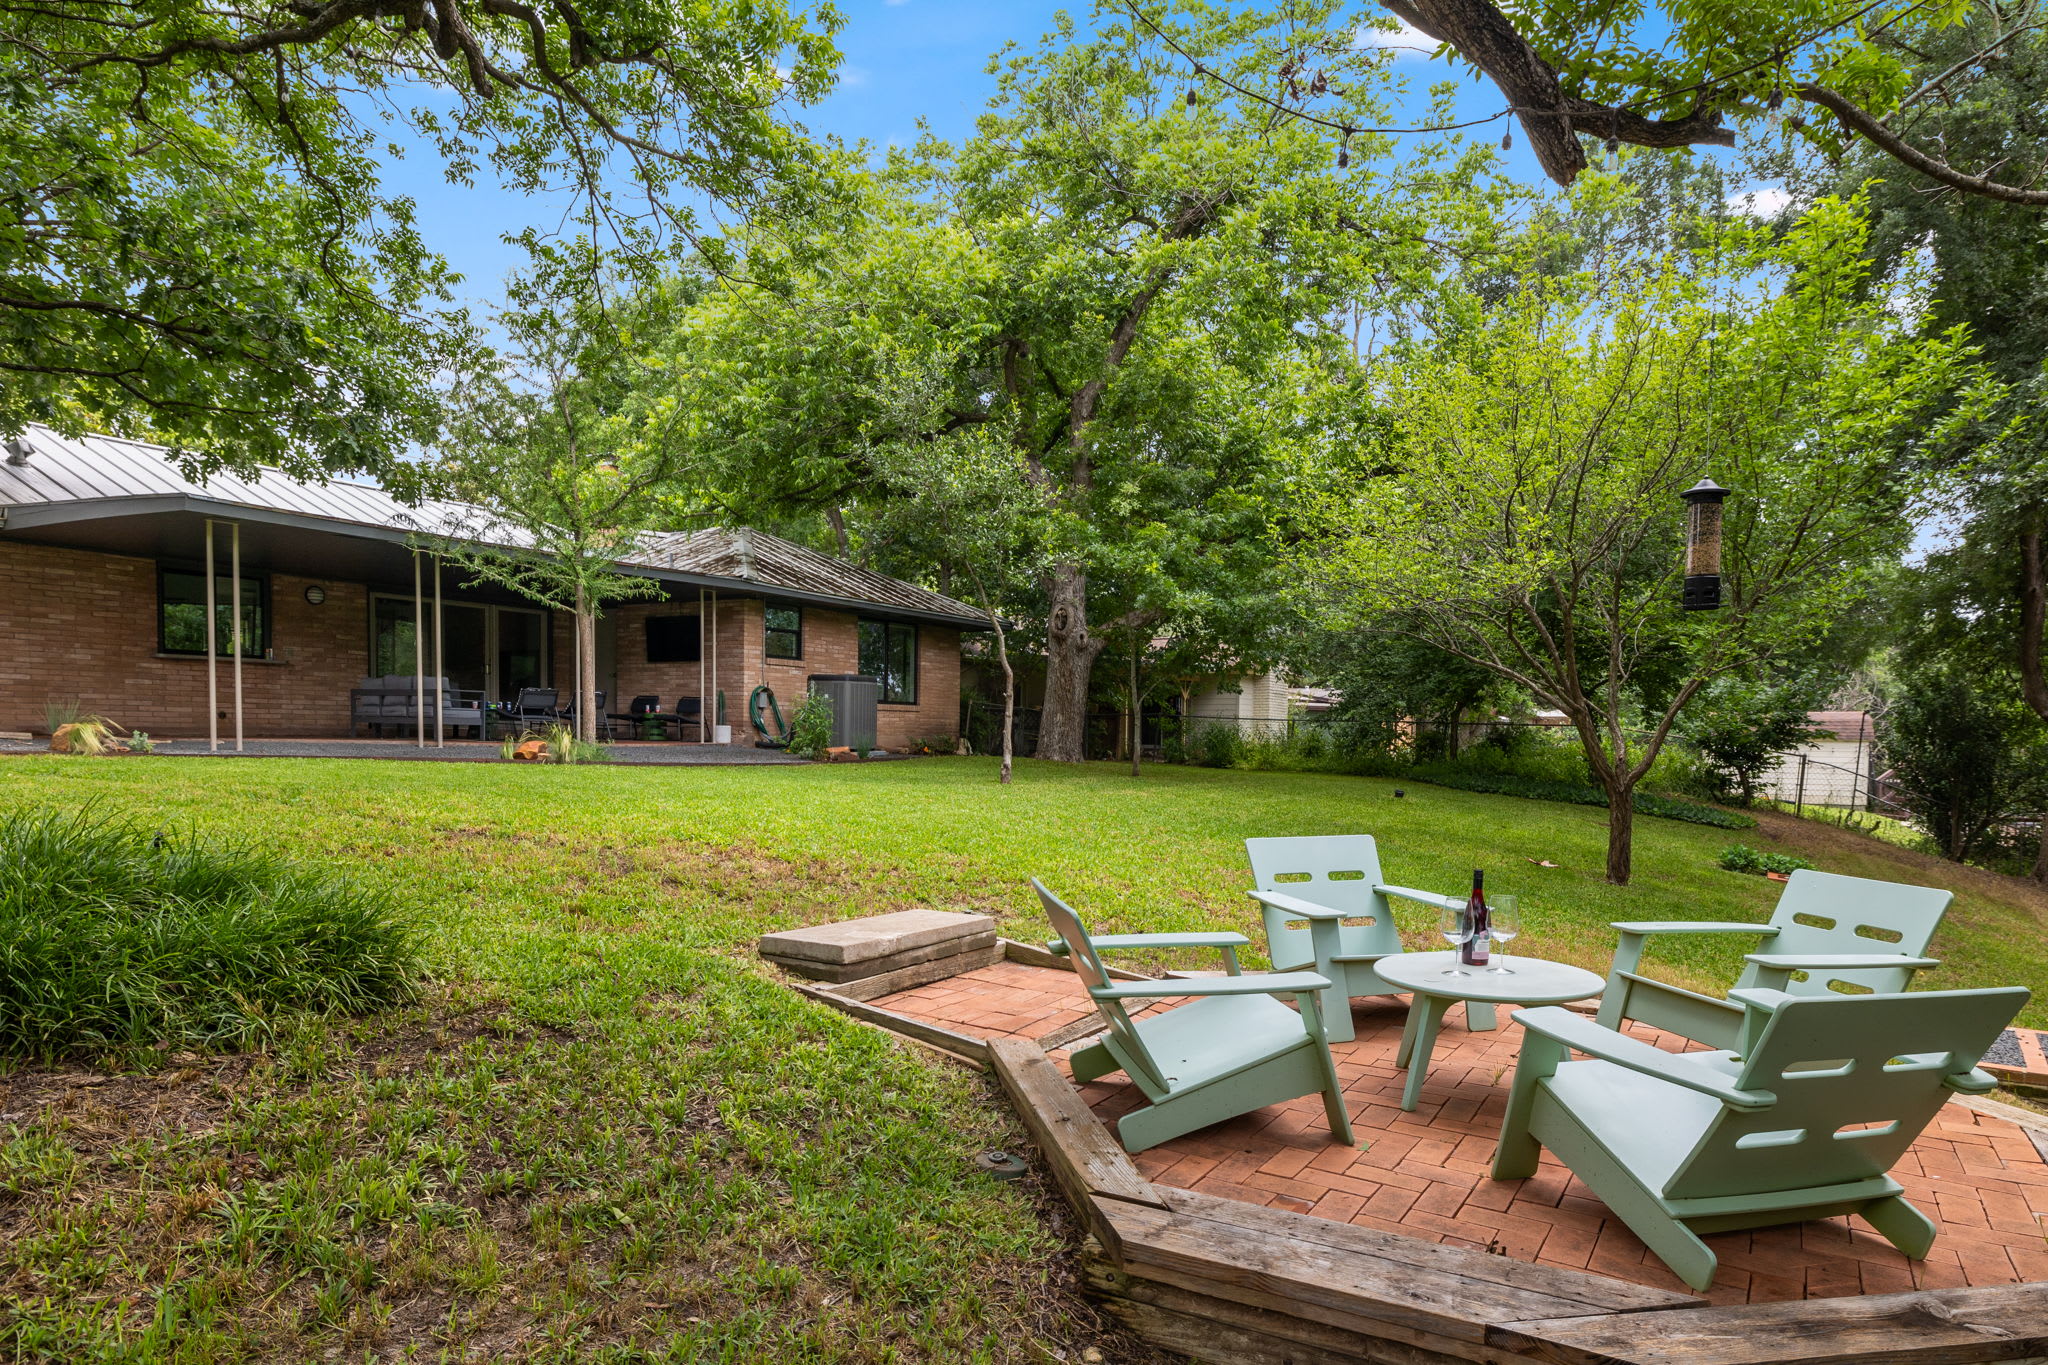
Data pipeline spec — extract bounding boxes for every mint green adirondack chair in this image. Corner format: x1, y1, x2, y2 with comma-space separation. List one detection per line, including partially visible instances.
1493, 984, 2029, 1290
1033, 879, 1356, 1154
1245, 834, 1488, 1043
1596, 869, 1951, 1051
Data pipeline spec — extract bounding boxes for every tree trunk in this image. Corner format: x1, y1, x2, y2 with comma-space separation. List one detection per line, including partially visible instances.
574, 587, 599, 746
994, 615, 1016, 786
1129, 647, 1141, 778
2035, 814, 2047, 883
1038, 563, 1103, 763
1602, 775, 1636, 885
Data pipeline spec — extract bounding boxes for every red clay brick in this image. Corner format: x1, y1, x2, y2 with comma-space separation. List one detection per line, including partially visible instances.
864, 959, 2048, 1306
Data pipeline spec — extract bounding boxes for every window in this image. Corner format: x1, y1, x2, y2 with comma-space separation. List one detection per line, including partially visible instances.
765, 606, 802, 659
158, 568, 267, 657
858, 618, 918, 704
645, 614, 702, 664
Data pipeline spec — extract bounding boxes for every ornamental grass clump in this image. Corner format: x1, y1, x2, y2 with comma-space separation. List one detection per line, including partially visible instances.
0, 808, 418, 1062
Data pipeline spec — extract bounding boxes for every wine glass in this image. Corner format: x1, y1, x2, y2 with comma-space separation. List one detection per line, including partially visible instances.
1436, 903, 1473, 976
1486, 896, 1520, 974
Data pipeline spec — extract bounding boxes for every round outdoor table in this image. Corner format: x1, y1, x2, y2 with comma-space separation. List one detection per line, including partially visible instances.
1372, 951, 1606, 1112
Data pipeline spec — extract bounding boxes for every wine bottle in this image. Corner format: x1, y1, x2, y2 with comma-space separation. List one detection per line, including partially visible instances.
1461, 869, 1490, 967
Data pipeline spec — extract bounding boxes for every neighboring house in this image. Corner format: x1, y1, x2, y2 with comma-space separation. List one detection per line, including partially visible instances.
0, 425, 982, 747
1181, 669, 1293, 737
1760, 710, 1875, 808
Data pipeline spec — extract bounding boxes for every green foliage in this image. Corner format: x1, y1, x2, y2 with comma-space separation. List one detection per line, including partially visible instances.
124, 732, 153, 756
1294, 183, 1984, 881
646, 0, 1456, 756
0, 0, 840, 479
1678, 678, 1832, 805
784, 692, 835, 760
1409, 769, 1755, 830
1193, 723, 1249, 770
0, 808, 415, 1061
1718, 844, 1817, 876
1879, 654, 2048, 862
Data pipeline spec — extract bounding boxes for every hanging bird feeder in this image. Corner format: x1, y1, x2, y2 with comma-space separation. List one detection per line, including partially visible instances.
1680, 478, 1728, 611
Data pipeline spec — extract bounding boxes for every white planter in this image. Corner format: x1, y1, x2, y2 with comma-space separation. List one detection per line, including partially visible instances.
713, 724, 733, 744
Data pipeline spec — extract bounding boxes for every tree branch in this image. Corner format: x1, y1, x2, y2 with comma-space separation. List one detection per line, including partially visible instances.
1795, 82, 2048, 204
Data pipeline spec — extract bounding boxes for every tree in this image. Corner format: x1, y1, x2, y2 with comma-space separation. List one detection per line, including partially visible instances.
858, 354, 1049, 785
1295, 192, 1982, 883
1817, 12, 2048, 851
1880, 653, 2048, 863
1676, 677, 1831, 807
651, 1, 1447, 760
428, 259, 696, 742
1, 0, 840, 480
1358, 0, 2048, 206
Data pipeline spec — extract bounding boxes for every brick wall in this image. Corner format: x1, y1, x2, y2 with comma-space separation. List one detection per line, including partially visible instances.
0, 540, 369, 738
0, 538, 969, 746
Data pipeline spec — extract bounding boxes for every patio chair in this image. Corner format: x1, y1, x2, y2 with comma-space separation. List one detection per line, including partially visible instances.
507, 687, 560, 730
1492, 984, 2029, 1290
1244, 835, 1484, 1042
558, 689, 612, 740
1596, 869, 1951, 1051
1033, 879, 1355, 1154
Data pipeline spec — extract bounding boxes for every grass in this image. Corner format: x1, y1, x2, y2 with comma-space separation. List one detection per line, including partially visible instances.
0, 755, 2042, 1362
0, 808, 418, 1062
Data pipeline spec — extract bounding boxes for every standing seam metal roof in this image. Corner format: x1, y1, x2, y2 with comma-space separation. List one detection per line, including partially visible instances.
0, 425, 986, 627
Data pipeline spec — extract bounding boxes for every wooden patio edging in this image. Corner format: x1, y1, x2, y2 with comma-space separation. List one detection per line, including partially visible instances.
783, 938, 2048, 1365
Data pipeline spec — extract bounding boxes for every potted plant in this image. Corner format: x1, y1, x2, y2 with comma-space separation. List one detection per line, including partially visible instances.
712, 690, 732, 744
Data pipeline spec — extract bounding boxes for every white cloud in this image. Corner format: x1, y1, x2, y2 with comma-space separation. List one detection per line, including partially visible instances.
1353, 17, 1436, 58
840, 65, 870, 89
884, 0, 909, 6
1726, 185, 1793, 217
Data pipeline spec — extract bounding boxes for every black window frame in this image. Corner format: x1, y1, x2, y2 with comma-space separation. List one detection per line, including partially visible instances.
645, 613, 703, 664
156, 564, 271, 658
764, 605, 803, 660
857, 618, 919, 705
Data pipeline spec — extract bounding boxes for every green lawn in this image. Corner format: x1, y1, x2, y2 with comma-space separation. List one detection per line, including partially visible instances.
1, 755, 2042, 1362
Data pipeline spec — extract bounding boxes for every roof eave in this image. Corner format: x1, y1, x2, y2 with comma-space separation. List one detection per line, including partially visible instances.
1, 494, 991, 630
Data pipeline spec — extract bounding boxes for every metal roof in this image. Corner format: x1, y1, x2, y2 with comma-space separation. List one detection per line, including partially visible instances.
636, 528, 984, 624
0, 424, 987, 629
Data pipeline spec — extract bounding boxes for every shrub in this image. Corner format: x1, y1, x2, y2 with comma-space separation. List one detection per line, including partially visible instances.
1194, 722, 1246, 769
1718, 844, 1816, 876
1409, 768, 1756, 829
786, 692, 835, 759
0, 809, 418, 1061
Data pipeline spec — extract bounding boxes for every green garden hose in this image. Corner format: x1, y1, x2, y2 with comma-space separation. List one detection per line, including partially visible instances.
749, 685, 789, 748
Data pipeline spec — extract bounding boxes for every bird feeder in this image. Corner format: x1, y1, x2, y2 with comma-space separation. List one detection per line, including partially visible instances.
1680, 478, 1728, 612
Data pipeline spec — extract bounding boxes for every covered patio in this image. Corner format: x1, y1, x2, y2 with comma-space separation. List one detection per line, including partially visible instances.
0, 425, 981, 750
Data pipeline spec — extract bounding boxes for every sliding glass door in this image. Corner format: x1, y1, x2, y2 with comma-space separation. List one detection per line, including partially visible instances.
372, 597, 549, 703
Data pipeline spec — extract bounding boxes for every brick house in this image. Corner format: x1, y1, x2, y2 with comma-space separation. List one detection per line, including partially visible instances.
0, 425, 983, 747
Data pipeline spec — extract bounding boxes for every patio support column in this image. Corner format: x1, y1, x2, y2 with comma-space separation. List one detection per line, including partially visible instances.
205, 520, 218, 752
230, 520, 244, 752
709, 588, 718, 744
698, 587, 707, 745
433, 553, 445, 748
413, 550, 426, 750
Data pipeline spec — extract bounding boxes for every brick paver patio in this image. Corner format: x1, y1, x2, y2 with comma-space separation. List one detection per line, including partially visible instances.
876, 960, 2048, 1307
